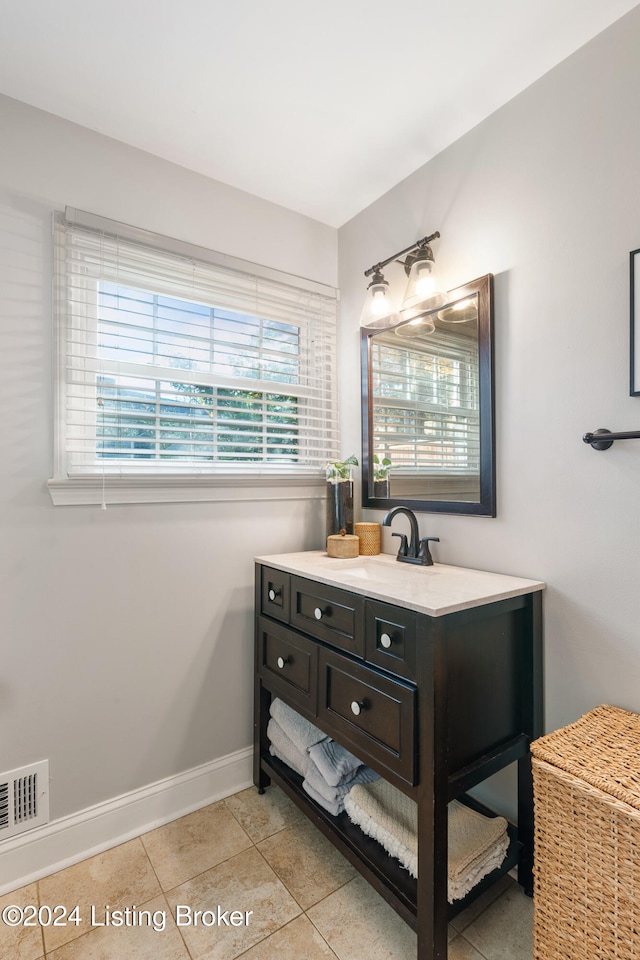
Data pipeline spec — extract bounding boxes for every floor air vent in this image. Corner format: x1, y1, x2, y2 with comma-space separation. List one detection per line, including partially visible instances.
0, 761, 49, 839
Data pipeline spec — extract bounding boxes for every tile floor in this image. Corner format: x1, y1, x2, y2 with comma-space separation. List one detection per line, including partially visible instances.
1, 785, 533, 960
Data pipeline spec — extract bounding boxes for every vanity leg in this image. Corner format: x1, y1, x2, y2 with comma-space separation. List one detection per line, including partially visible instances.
518, 590, 543, 897
253, 679, 271, 791
517, 754, 534, 897
416, 625, 449, 959
416, 804, 449, 959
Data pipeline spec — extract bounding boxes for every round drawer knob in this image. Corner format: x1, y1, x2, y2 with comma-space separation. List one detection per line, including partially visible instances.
380, 632, 393, 649
350, 700, 365, 716
314, 607, 324, 620
276, 656, 289, 669
268, 587, 281, 601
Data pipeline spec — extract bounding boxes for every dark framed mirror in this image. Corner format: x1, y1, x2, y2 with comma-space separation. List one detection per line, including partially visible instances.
361, 273, 495, 516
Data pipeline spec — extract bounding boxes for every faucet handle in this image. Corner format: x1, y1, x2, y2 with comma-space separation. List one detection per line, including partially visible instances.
392, 532, 409, 557
417, 536, 440, 566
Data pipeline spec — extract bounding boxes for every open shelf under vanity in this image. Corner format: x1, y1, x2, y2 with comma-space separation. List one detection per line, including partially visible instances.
261, 752, 523, 927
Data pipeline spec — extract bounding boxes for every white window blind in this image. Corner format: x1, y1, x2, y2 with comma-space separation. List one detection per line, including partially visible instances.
371, 328, 479, 475
53, 210, 339, 485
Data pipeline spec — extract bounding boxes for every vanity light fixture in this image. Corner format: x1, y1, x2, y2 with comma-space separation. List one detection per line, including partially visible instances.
361, 231, 447, 329
360, 267, 396, 328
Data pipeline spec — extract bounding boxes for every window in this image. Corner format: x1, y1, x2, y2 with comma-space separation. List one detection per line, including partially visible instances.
50, 209, 338, 502
370, 328, 479, 476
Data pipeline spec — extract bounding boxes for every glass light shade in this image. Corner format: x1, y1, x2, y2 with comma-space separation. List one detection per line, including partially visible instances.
401, 257, 448, 317
360, 279, 397, 328
394, 315, 436, 339
437, 297, 478, 323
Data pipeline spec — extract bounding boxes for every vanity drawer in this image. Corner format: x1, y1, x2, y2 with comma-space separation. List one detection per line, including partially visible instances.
257, 616, 317, 715
290, 576, 365, 658
260, 566, 291, 624
365, 600, 417, 682
317, 647, 416, 784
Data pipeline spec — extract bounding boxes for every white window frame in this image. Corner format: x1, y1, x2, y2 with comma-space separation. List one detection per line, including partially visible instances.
48, 208, 339, 506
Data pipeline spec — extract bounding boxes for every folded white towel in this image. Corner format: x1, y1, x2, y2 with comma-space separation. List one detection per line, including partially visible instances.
270, 698, 327, 752
267, 718, 308, 778
345, 779, 418, 876
302, 779, 344, 817
448, 843, 509, 903
303, 764, 351, 805
308, 738, 364, 787
303, 760, 380, 806
448, 798, 510, 901
345, 779, 509, 903
267, 702, 380, 819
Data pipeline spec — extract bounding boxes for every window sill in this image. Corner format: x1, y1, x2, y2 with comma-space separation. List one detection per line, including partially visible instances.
47, 474, 326, 506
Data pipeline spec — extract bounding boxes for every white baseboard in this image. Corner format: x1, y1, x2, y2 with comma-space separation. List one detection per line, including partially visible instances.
0, 746, 253, 895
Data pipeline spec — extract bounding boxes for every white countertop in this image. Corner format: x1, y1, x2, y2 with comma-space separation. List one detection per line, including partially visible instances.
255, 551, 545, 617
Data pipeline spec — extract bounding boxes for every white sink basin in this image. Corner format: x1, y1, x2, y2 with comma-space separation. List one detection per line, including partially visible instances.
334, 556, 428, 583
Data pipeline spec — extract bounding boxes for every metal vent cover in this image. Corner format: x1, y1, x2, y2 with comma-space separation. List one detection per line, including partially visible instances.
0, 761, 49, 840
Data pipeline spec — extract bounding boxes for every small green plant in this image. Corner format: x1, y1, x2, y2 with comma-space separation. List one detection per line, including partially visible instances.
373, 454, 392, 480
326, 453, 358, 481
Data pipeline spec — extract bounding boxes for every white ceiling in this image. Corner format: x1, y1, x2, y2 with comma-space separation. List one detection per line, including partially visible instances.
1, 1, 637, 227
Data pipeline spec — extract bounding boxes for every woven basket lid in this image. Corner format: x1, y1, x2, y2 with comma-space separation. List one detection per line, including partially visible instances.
531, 704, 640, 811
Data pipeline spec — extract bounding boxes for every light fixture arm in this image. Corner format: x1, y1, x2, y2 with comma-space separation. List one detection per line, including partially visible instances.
363, 232, 440, 278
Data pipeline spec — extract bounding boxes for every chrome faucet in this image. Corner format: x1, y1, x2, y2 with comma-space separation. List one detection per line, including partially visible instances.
382, 506, 440, 565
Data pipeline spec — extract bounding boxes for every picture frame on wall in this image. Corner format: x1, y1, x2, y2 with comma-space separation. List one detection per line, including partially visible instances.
631, 248, 640, 396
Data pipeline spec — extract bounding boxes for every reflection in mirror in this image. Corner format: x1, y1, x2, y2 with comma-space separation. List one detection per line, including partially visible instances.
361, 274, 495, 516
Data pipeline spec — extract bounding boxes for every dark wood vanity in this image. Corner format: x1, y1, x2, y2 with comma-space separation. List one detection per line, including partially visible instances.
254, 551, 543, 959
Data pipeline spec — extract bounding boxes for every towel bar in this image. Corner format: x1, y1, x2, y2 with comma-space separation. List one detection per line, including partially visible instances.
582, 427, 640, 450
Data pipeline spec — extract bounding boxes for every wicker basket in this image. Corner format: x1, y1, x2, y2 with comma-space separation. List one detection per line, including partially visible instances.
531, 705, 640, 959
354, 522, 381, 555
326, 533, 359, 558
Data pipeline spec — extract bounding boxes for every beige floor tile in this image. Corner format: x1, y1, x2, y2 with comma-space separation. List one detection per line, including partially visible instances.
142, 800, 253, 891
462, 882, 533, 960
165, 846, 301, 960
0, 882, 44, 960
257, 817, 356, 910
44, 894, 190, 960
224, 785, 304, 844
449, 874, 514, 933
236, 914, 339, 960
38, 838, 161, 953
447, 934, 488, 959
307, 875, 417, 960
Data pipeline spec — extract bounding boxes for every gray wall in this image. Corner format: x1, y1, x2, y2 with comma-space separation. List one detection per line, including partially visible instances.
0, 95, 336, 821
338, 6, 640, 764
